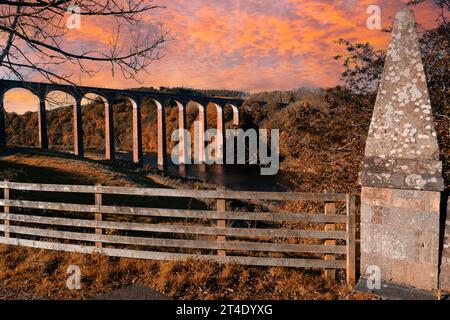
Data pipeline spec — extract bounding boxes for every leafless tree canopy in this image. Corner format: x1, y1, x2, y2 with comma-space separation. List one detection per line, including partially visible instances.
0, 0, 166, 84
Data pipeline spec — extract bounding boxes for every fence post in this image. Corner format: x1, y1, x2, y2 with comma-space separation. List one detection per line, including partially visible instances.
216, 188, 226, 257
346, 194, 356, 287
3, 179, 10, 238
95, 183, 103, 248
324, 202, 336, 285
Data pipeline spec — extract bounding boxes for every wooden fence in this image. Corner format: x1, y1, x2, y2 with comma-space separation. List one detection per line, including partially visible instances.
0, 181, 356, 285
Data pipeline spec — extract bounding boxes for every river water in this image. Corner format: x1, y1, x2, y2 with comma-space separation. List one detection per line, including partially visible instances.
110, 151, 290, 191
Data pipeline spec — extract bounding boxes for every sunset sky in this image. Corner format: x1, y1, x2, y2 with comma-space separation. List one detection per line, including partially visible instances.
2, 0, 442, 113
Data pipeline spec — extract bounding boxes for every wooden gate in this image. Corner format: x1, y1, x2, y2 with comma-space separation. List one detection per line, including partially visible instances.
0, 181, 356, 285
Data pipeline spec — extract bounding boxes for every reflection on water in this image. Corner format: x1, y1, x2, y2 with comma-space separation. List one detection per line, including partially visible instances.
166, 163, 288, 191
89, 150, 289, 191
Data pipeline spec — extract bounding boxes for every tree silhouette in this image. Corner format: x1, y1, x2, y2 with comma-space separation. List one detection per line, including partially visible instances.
0, 0, 166, 84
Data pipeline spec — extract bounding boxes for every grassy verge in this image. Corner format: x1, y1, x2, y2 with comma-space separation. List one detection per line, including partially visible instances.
0, 245, 374, 300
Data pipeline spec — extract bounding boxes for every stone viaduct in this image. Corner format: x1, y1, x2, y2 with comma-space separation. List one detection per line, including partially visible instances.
0, 79, 246, 166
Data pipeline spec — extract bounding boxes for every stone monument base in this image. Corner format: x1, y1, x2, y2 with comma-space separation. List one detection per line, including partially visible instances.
360, 187, 441, 291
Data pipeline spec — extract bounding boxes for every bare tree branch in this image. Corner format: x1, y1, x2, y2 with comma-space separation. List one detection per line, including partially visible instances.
0, 0, 166, 85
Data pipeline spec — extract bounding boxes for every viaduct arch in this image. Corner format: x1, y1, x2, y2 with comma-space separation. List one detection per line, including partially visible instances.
0, 80, 246, 167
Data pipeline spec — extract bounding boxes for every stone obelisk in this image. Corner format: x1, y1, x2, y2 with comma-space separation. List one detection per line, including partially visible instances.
359, 9, 444, 290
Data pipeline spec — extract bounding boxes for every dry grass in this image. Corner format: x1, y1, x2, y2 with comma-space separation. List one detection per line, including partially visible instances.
0, 245, 374, 300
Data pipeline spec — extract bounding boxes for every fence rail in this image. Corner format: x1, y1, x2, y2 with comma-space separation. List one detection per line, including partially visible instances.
0, 180, 356, 285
